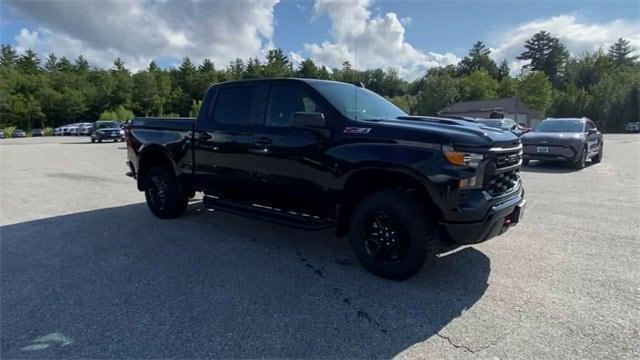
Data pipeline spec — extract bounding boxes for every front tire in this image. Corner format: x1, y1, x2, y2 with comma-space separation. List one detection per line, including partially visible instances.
592, 143, 603, 163
143, 166, 188, 219
572, 147, 587, 169
349, 190, 439, 280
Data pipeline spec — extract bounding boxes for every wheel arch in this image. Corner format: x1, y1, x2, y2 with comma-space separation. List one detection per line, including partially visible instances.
136, 145, 178, 191
335, 167, 442, 237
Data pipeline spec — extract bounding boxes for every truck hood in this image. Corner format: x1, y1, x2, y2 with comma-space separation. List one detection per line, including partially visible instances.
370, 116, 521, 149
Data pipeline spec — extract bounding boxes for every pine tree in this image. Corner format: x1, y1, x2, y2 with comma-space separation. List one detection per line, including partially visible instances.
458, 41, 499, 78
297, 58, 319, 78
497, 59, 510, 81
74, 55, 90, 73
44, 53, 58, 72
517, 31, 569, 87
608, 38, 638, 66
16, 49, 40, 74
0, 44, 18, 67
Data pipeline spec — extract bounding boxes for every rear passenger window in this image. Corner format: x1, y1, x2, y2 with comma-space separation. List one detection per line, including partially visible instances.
265, 86, 321, 126
213, 86, 258, 125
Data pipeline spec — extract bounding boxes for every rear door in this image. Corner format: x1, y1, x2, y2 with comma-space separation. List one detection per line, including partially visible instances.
192, 83, 266, 201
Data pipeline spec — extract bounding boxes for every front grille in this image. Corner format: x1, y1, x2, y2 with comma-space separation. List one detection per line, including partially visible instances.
483, 147, 522, 197
487, 169, 520, 196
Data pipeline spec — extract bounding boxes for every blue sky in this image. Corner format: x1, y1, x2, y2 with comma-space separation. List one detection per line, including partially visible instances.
1, 0, 638, 79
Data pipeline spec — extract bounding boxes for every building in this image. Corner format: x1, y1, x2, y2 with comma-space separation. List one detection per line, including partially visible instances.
438, 97, 543, 127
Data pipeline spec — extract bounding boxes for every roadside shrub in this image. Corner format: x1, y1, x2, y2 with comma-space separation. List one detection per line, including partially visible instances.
3, 126, 15, 138
44, 127, 53, 136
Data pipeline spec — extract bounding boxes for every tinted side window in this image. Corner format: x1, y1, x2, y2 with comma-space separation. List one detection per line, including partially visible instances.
213, 86, 258, 125
265, 86, 321, 126
585, 121, 595, 131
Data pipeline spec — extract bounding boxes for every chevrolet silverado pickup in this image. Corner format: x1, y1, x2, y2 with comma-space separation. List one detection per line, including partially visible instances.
126, 78, 526, 279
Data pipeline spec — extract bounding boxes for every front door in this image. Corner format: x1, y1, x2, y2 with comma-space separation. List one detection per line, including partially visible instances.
249, 83, 335, 216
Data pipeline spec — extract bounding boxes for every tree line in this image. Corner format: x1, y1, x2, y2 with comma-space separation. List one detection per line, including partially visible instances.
1, 31, 638, 132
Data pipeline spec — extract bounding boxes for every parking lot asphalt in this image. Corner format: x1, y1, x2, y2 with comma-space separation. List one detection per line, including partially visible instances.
1, 135, 639, 359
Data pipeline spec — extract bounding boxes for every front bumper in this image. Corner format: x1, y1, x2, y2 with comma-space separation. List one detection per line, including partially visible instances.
523, 144, 579, 162
442, 189, 525, 245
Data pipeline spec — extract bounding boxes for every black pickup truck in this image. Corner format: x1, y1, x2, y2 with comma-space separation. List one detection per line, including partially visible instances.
126, 78, 525, 279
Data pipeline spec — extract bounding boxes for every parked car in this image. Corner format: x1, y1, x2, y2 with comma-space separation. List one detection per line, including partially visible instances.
126, 78, 526, 280
0, 130, 5, 139
78, 123, 94, 135
12, 129, 26, 138
32, 128, 44, 137
521, 117, 603, 169
475, 118, 526, 136
69, 124, 82, 135
53, 127, 63, 136
625, 122, 640, 133
62, 124, 74, 135
91, 121, 125, 142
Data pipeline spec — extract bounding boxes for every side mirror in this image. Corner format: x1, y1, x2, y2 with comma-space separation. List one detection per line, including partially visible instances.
291, 112, 326, 128
587, 128, 597, 135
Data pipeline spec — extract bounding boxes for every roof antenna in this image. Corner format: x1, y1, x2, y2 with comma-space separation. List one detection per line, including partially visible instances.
354, 39, 358, 119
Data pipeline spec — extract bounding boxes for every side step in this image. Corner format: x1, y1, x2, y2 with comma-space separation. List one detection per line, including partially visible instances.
202, 195, 334, 231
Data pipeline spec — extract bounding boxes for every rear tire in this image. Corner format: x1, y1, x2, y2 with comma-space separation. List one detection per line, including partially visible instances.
91, 138, 95, 143
349, 190, 439, 280
144, 165, 188, 219
97, 138, 102, 143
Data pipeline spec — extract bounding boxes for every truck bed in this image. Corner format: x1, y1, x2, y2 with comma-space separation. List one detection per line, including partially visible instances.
130, 117, 196, 131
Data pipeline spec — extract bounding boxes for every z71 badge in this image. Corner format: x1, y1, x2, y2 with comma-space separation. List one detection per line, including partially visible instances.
343, 127, 372, 134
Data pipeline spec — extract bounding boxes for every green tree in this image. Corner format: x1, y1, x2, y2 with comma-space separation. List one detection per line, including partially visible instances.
44, 53, 58, 72
549, 85, 592, 118
56, 57, 73, 72
608, 38, 638, 66
497, 59, 510, 81
458, 41, 499, 78
109, 58, 133, 108
516, 71, 553, 113
263, 48, 291, 77
226, 58, 245, 80
459, 70, 498, 101
414, 72, 459, 116
74, 55, 90, 74
244, 58, 262, 79
564, 50, 612, 89
0, 44, 18, 68
517, 31, 569, 86
16, 49, 40, 74
296, 58, 319, 78
132, 71, 160, 116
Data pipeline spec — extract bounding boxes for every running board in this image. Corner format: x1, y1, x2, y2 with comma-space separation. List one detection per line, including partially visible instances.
202, 195, 334, 231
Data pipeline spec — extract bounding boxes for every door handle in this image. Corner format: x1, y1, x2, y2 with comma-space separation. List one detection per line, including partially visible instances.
197, 132, 212, 140
253, 137, 273, 146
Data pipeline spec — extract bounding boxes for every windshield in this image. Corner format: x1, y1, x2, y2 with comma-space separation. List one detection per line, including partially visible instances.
534, 120, 583, 133
311, 82, 407, 121
480, 120, 505, 128
96, 122, 118, 129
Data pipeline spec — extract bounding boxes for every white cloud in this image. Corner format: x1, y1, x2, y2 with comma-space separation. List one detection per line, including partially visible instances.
301, 0, 459, 80
489, 15, 640, 74
6, 0, 280, 70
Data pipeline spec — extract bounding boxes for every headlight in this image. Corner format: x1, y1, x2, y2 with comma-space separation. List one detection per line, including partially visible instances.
442, 145, 484, 168
119, 130, 125, 134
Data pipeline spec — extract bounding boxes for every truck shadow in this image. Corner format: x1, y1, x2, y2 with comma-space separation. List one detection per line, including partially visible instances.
1, 202, 490, 359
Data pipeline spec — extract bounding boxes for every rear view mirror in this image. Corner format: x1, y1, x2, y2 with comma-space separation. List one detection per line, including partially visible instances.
291, 112, 326, 128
